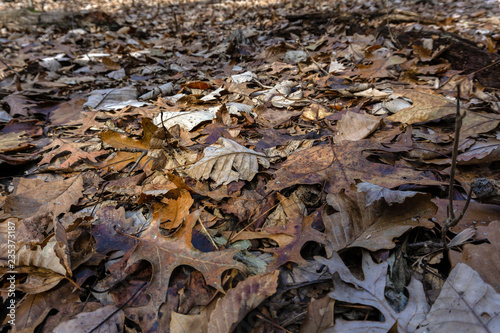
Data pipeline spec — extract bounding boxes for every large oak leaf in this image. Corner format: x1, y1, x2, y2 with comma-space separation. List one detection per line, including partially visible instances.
105, 209, 246, 332
323, 187, 436, 251
316, 251, 429, 333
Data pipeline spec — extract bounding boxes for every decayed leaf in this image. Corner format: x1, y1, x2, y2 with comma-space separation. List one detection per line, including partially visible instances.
335, 111, 381, 142
15, 241, 68, 276
353, 55, 406, 79
170, 309, 209, 333
449, 221, 500, 293
84, 86, 145, 111
38, 138, 106, 168
299, 296, 335, 333
103, 209, 246, 332
53, 305, 124, 333
356, 182, 427, 206
0, 131, 34, 154
207, 271, 279, 333
387, 89, 463, 124
3, 174, 84, 219
315, 251, 429, 333
186, 137, 269, 187
2, 281, 81, 332
323, 188, 436, 251
152, 188, 194, 230
416, 263, 500, 333
268, 140, 443, 195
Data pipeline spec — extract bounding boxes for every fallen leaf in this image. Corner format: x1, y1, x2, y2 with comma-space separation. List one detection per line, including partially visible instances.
316, 250, 429, 333
102, 209, 246, 332
449, 221, 500, 293
415, 263, 500, 333
186, 137, 270, 187
207, 271, 279, 333
3, 174, 84, 219
323, 188, 436, 251
335, 111, 381, 142
53, 305, 124, 333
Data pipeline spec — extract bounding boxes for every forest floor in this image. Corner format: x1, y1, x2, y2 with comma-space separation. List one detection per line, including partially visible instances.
1, 0, 500, 332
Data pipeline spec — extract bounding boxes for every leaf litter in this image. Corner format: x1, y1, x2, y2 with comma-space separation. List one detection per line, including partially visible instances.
0, 0, 500, 332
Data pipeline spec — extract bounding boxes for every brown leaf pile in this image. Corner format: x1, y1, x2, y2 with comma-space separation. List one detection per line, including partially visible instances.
1, 0, 500, 332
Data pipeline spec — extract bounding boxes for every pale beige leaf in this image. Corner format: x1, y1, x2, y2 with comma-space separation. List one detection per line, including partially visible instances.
207, 271, 279, 333
53, 305, 124, 333
315, 251, 429, 333
356, 182, 426, 206
335, 111, 381, 142
387, 89, 465, 124
416, 263, 500, 333
170, 310, 208, 333
186, 137, 270, 187
448, 227, 476, 248
15, 242, 68, 276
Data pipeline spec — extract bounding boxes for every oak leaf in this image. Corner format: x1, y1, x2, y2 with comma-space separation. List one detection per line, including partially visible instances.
103, 209, 246, 332
416, 263, 500, 333
323, 187, 436, 251
316, 251, 429, 333
207, 271, 279, 333
186, 137, 269, 187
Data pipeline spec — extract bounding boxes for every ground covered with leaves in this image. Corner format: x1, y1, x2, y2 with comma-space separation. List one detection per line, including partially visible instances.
1, 0, 500, 332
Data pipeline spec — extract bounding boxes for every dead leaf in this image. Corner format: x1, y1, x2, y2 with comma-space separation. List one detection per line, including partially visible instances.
316, 251, 429, 333
186, 137, 269, 187
323, 188, 436, 251
102, 209, 246, 332
207, 271, 279, 333
449, 221, 500, 293
268, 141, 443, 194
387, 89, 463, 124
3, 174, 84, 219
153, 188, 194, 231
53, 305, 124, 333
415, 263, 500, 333
335, 111, 381, 142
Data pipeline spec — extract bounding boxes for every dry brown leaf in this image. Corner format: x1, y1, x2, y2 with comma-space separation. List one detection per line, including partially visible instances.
170, 310, 209, 333
53, 305, 124, 333
353, 55, 406, 79
207, 271, 279, 333
387, 89, 463, 124
449, 221, 500, 293
335, 111, 381, 142
186, 137, 269, 187
323, 188, 436, 251
38, 138, 106, 169
15, 241, 68, 276
416, 263, 500, 333
356, 182, 427, 206
315, 251, 429, 333
268, 140, 443, 194
299, 296, 335, 333
1, 281, 81, 331
0, 131, 34, 154
102, 209, 246, 332
3, 174, 84, 219
152, 188, 194, 230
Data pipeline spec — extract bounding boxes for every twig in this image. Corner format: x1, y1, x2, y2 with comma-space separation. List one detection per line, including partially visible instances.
198, 217, 219, 250
88, 282, 147, 333
441, 85, 471, 252
295, 38, 329, 75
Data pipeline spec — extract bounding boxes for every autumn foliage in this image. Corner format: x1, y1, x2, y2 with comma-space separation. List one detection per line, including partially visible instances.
1, 0, 500, 332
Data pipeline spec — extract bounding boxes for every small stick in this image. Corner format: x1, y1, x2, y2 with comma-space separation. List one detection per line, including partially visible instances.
441, 85, 471, 252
